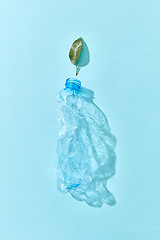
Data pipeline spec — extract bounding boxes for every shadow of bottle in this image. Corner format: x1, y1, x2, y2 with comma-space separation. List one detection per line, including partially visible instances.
68, 86, 117, 207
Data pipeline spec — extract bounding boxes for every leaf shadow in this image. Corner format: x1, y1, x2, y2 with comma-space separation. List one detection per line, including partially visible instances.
76, 37, 90, 75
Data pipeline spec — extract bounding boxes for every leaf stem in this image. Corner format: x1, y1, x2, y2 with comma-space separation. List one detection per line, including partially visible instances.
75, 65, 79, 76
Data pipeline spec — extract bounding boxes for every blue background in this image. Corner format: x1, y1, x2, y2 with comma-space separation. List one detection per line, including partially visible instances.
0, 0, 160, 239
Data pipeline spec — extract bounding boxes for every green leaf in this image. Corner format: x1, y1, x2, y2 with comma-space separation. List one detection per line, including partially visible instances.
69, 37, 83, 65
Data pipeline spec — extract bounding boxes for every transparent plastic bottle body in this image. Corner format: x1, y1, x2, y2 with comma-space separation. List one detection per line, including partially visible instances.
56, 78, 116, 207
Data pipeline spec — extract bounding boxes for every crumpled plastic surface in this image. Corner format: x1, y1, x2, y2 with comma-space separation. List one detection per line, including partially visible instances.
56, 78, 116, 207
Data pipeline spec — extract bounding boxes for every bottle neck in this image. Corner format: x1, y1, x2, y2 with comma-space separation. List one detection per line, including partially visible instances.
65, 78, 94, 100
65, 78, 81, 91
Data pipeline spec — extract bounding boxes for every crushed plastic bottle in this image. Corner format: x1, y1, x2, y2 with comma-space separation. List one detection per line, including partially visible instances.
56, 78, 116, 207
